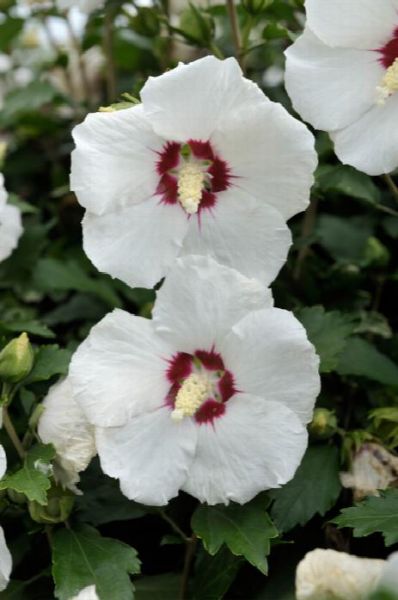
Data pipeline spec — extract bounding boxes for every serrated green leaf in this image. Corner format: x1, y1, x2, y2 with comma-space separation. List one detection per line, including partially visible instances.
269, 445, 341, 533
52, 525, 141, 600
333, 489, 398, 546
0, 444, 55, 505
296, 306, 355, 372
336, 337, 398, 386
191, 495, 277, 574
25, 345, 71, 384
192, 546, 242, 600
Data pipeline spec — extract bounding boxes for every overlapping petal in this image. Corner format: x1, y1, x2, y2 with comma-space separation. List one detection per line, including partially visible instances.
0, 528, 11, 592
82, 196, 189, 288
211, 99, 317, 220
285, 28, 382, 131
69, 310, 174, 427
96, 407, 197, 506
220, 309, 320, 425
182, 394, 308, 505
140, 56, 264, 142
153, 255, 272, 353
305, 0, 398, 49
71, 105, 163, 215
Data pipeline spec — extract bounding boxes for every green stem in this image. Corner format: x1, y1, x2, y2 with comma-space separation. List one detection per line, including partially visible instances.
2, 406, 25, 460
159, 510, 190, 543
64, 14, 92, 107
209, 41, 225, 60
179, 534, 198, 600
226, 0, 243, 69
293, 196, 319, 281
104, 8, 117, 103
241, 14, 253, 50
383, 174, 398, 204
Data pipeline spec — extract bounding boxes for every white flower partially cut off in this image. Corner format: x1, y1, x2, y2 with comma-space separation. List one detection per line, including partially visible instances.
285, 0, 398, 175
0, 445, 12, 593
296, 548, 398, 600
38, 377, 96, 491
69, 256, 320, 506
71, 55, 316, 288
0, 174, 23, 263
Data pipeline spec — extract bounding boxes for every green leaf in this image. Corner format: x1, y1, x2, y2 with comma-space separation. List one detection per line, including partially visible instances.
0, 444, 55, 505
333, 489, 398, 546
1, 81, 58, 123
52, 525, 141, 600
25, 345, 72, 384
316, 164, 381, 205
269, 445, 341, 533
316, 214, 373, 264
192, 546, 242, 600
0, 18, 24, 51
0, 319, 55, 339
33, 258, 120, 308
191, 495, 278, 574
135, 574, 181, 600
296, 306, 355, 372
336, 337, 398, 386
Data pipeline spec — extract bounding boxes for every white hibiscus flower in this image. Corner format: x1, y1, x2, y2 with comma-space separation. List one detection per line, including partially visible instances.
56, 0, 105, 14
0, 174, 23, 263
38, 377, 96, 492
69, 256, 320, 506
285, 0, 398, 176
295, 548, 398, 600
71, 56, 316, 288
69, 585, 99, 600
0, 445, 12, 592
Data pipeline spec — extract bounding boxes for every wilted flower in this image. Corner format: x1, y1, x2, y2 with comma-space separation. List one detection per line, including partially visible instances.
340, 442, 398, 501
0, 445, 11, 593
69, 256, 320, 506
71, 56, 316, 288
0, 174, 23, 263
38, 378, 96, 492
285, 0, 398, 175
296, 549, 385, 600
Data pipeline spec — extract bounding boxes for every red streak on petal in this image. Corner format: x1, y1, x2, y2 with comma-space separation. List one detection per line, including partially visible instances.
219, 371, 236, 403
195, 399, 226, 424
209, 157, 231, 193
378, 27, 398, 68
166, 352, 192, 384
157, 173, 178, 205
188, 140, 214, 160
195, 349, 224, 371
157, 142, 181, 175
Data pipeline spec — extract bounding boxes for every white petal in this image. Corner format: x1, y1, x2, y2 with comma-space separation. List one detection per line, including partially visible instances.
69, 310, 174, 427
96, 407, 197, 506
295, 549, 385, 600
0, 174, 6, 211
220, 309, 320, 425
182, 394, 308, 505
378, 552, 398, 596
0, 204, 23, 262
82, 195, 189, 289
181, 190, 291, 284
153, 255, 272, 353
211, 97, 317, 220
305, 0, 398, 49
332, 94, 398, 175
285, 28, 383, 131
71, 105, 163, 215
69, 585, 99, 600
38, 378, 96, 490
0, 527, 11, 592
140, 56, 264, 142
0, 445, 6, 480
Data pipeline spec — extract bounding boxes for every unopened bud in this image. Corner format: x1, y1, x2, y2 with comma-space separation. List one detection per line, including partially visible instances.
309, 408, 337, 440
242, 0, 273, 15
28, 483, 74, 524
0, 333, 34, 384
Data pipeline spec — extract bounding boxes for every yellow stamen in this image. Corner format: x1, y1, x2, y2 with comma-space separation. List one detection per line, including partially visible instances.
177, 163, 205, 214
376, 58, 398, 105
171, 373, 209, 421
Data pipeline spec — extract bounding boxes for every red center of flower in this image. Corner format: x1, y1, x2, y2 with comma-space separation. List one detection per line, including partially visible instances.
166, 349, 236, 424
378, 26, 398, 68
156, 140, 231, 213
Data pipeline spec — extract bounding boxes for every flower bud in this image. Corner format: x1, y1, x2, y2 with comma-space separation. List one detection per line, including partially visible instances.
242, 0, 273, 15
0, 333, 34, 384
28, 483, 74, 525
364, 237, 390, 268
309, 408, 337, 440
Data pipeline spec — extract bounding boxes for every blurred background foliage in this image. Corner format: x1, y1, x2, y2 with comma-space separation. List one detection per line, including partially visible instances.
0, 0, 398, 598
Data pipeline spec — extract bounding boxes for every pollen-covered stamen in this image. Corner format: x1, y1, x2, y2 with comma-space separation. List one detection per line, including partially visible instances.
171, 373, 210, 421
376, 58, 398, 105
177, 162, 206, 214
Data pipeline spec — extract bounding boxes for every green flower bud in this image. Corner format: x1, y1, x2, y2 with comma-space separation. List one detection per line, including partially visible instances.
242, 0, 274, 15
28, 483, 74, 525
179, 5, 215, 46
7, 489, 27, 505
363, 237, 390, 268
0, 333, 34, 384
309, 408, 338, 440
